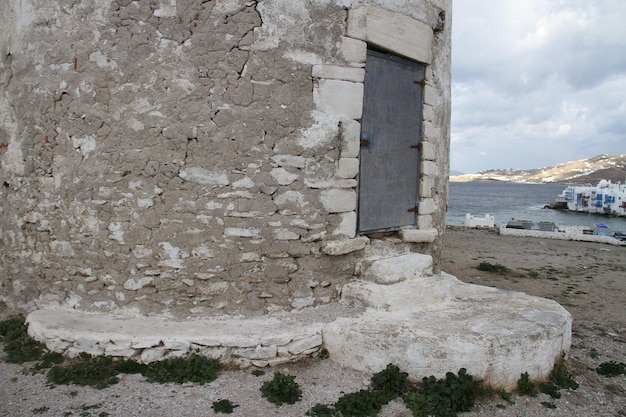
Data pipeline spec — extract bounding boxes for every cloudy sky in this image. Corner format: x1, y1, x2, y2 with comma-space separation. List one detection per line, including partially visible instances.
451, 0, 626, 174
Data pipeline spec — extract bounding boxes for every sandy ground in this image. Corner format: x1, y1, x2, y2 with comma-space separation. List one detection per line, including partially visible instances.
1, 226, 625, 417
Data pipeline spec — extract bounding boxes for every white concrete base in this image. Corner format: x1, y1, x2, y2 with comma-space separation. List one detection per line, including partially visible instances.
26, 255, 572, 390
325, 272, 571, 390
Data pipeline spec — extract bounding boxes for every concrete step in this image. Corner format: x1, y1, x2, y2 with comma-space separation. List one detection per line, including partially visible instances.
326, 272, 572, 389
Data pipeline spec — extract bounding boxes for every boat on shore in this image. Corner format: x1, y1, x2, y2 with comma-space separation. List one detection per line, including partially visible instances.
549, 180, 626, 217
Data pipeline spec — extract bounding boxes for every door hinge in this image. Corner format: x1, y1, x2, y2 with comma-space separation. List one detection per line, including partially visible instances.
413, 79, 426, 87
360, 139, 371, 148
410, 143, 422, 151
407, 206, 419, 213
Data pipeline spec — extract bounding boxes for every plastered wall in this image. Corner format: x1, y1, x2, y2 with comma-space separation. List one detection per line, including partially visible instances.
0, 0, 452, 318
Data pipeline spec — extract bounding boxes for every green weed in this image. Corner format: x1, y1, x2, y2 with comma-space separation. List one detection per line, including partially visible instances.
47, 352, 220, 389
260, 372, 303, 406
477, 262, 509, 274
47, 354, 120, 389
596, 361, 626, 377
211, 399, 239, 414
142, 353, 220, 384
409, 368, 477, 417
517, 372, 537, 397
0, 315, 47, 364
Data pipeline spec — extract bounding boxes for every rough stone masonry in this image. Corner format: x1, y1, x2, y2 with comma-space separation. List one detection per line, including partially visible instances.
0, 0, 452, 319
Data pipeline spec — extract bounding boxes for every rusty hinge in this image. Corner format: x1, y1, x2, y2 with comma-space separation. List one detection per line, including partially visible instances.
360, 139, 371, 148
411, 143, 423, 151
414, 79, 426, 87
407, 206, 419, 213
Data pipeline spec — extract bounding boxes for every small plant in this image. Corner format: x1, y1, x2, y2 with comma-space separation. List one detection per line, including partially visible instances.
517, 372, 537, 397
47, 353, 220, 389
541, 401, 557, 409
477, 262, 508, 274
596, 361, 626, 377
548, 359, 578, 390
211, 399, 239, 414
32, 351, 65, 372
539, 382, 561, 399
306, 364, 410, 417
402, 391, 435, 417
0, 315, 47, 363
414, 368, 477, 416
260, 372, 302, 406
47, 354, 120, 389
370, 363, 409, 403
318, 348, 330, 359
306, 403, 338, 417
32, 406, 49, 414
251, 369, 265, 377
142, 353, 220, 384
334, 389, 387, 417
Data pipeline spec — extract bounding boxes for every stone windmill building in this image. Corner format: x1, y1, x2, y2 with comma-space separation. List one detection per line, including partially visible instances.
0, 0, 570, 388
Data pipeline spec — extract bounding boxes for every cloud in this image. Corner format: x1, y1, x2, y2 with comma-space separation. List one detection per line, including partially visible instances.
451, 0, 626, 173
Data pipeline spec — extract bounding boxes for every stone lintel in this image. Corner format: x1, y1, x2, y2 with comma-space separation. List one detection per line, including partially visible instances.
347, 5, 433, 64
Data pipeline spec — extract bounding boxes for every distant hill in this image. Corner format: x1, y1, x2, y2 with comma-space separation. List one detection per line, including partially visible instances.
450, 154, 626, 184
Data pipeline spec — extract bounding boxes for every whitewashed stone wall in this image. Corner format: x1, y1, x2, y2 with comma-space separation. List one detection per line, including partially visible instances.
0, 0, 452, 318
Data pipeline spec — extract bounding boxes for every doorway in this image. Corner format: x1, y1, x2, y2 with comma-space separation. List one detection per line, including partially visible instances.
357, 49, 426, 234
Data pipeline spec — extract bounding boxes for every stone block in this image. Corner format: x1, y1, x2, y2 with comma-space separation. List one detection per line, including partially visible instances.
420, 177, 435, 198
312, 65, 365, 82
178, 167, 229, 186
400, 229, 438, 243
285, 333, 323, 355
233, 345, 277, 360
340, 36, 367, 63
336, 158, 359, 179
340, 119, 361, 158
421, 141, 436, 161
363, 253, 433, 284
424, 85, 440, 106
417, 215, 433, 230
423, 121, 441, 142
271, 168, 299, 185
224, 227, 262, 238
314, 79, 364, 119
320, 189, 357, 213
418, 198, 437, 215
422, 160, 439, 176
271, 155, 307, 169
322, 236, 369, 256
333, 212, 357, 238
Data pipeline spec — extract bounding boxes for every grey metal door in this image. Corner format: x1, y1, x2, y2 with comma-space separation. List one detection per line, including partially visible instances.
357, 49, 425, 234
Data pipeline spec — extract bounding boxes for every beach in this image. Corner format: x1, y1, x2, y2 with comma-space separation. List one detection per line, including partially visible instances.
1, 227, 624, 416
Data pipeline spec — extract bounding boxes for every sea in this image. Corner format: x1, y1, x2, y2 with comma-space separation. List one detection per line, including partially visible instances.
446, 182, 626, 231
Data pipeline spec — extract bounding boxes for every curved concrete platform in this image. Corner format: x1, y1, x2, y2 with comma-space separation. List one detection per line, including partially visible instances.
325, 272, 572, 390
26, 254, 571, 390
